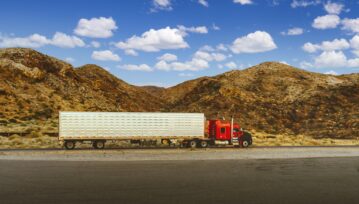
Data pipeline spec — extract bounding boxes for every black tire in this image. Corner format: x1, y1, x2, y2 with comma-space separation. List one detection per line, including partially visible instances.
199, 140, 208, 148
188, 140, 197, 148
64, 141, 75, 150
240, 139, 250, 148
93, 140, 105, 149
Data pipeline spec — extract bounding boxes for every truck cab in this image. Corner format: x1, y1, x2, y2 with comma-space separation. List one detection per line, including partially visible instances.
207, 119, 252, 147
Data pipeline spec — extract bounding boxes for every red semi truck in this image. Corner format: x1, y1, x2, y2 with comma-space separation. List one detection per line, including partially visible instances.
59, 112, 252, 149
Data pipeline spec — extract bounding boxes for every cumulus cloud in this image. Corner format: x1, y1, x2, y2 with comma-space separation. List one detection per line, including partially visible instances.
0, 32, 85, 48
324, 1, 344, 15
178, 73, 194, 77
198, 0, 208, 7
115, 27, 189, 52
281, 27, 304, 36
177, 25, 208, 35
152, 0, 172, 11
312, 15, 340, 29
290, 0, 320, 8
91, 50, 121, 61
91, 41, 101, 48
314, 51, 347, 68
119, 64, 153, 72
350, 35, 359, 50
225, 61, 237, 69
302, 38, 350, 53
157, 53, 177, 62
193, 51, 227, 62
341, 18, 359, 33
212, 23, 220, 31
233, 0, 253, 5
155, 58, 209, 71
74, 17, 117, 38
124, 49, 138, 56
65, 57, 75, 63
230, 31, 277, 54
51, 32, 85, 48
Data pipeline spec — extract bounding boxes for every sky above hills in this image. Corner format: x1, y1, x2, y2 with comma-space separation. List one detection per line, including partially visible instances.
1, 0, 359, 87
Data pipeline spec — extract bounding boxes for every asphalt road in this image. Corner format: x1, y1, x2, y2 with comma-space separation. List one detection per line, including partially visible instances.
1, 157, 359, 204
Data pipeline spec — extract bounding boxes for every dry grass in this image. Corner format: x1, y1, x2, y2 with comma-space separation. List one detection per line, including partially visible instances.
251, 130, 359, 146
0, 130, 358, 149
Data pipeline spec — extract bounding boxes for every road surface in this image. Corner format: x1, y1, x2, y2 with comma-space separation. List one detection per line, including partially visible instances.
0, 148, 359, 204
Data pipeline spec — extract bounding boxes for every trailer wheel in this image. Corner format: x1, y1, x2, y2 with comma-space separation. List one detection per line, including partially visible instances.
188, 140, 197, 148
199, 140, 208, 148
64, 141, 75, 150
93, 140, 105, 149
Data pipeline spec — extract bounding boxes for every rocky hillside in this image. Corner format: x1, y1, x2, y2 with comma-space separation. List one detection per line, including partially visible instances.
0, 48, 164, 124
157, 62, 359, 138
0, 48, 358, 138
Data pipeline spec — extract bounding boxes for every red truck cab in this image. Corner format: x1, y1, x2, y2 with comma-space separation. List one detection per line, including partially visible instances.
207, 119, 252, 147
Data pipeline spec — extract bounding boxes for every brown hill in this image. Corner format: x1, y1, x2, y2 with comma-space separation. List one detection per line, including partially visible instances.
0, 48, 164, 125
0, 48, 358, 138
157, 62, 359, 138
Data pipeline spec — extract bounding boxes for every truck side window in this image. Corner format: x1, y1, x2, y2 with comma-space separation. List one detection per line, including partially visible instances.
234, 128, 239, 133
221, 127, 225, 134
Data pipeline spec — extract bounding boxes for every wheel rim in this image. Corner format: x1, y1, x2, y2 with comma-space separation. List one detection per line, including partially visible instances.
190, 141, 196, 147
97, 142, 104, 149
66, 142, 74, 149
201, 141, 207, 148
242, 140, 249, 147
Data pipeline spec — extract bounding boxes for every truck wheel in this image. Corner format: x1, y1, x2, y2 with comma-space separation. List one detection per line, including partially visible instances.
93, 140, 105, 149
241, 140, 250, 148
199, 140, 208, 148
188, 140, 197, 148
64, 141, 75, 150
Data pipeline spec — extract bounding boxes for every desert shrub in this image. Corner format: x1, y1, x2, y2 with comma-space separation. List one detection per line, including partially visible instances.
29, 131, 42, 138
9, 118, 17, 123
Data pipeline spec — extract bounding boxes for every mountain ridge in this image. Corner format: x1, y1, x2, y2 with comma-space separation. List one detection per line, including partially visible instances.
0, 48, 358, 138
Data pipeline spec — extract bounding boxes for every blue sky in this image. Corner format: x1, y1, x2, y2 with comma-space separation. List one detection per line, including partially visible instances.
1, 0, 359, 87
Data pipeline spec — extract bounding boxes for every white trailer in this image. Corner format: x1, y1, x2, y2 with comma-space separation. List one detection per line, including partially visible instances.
59, 112, 205, 149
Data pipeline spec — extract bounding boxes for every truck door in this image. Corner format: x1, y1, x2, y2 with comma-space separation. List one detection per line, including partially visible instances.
219, 127, 227, 140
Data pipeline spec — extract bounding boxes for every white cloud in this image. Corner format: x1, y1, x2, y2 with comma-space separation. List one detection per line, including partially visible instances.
281, 27, 304, 36
233, 0, 253, 5
198, 0, 208, 7
350, 35, 359, 50
155, 58, 209, 71
177, 25, 208, 35
178, 73, 194, 77
230, 31, 277, 54
290, 0, 321, 8
0, 32, 85, 48
51, 32, 85, 48
157, 53, 177, 62
300, 61, 314, 69
216, 44, 228, 51
280, 61, 290, 65
341, 18, 359, 33
199, 45, 215, 52
74, 17, 117, 38
324, 2, 344, 15
91, 41, 101, 48
347, 58, 359, 67
152, 0, 172, 11
312, 15, 340, 29
115, 27, 189, 52
225, 61, 237, 69
124, 49, 138, 56
65, 57, 75, 63
302, 38, 350, 53
352, 50, 359, 57
324, 70, 338, 75
91, 50, 121, 61
120, 64, 153, 72
194, 51, 227, 62
212, 23, 220, 30
314, 51, 347, 68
